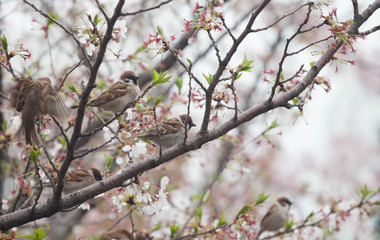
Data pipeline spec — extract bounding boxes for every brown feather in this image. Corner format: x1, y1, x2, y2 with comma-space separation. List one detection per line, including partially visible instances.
88, 82, 133, 106
10, 77, 67, 147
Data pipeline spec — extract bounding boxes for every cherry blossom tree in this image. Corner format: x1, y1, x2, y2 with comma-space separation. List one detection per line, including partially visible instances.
0, 0, 379, 239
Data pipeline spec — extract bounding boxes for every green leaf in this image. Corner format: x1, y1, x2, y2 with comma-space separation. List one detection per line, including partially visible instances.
191, 195, 201, 201
136, 45, 147, 53
47, 12, 58, 27
306, 211, 314, 220
309, 61, 316, 67
217, 213, 228, 227
280, 71, 284, 81
254, 192, 270, 206
154, 96, 164, 107
169, 224, 179, 236
152, 70, 171, 86
23, 225, 48, 240
152, 222, 162, 231
237, 55, 254, 73
94, 14, 102, 25
92, 236, 101, 240
66, 82, 78, 93
292, 98, 300, 104
1, 120, 7, 133
186, 58, 193, 65
236, 204, 251, 219
104, 154, 115, 172
357, 185, 373, 200
57, 136, 67, 148
146, 96, 155, 103
1, 34, 8, 52
267, 119, 279, 131
175, 78, 183, 94
203, 190, 210, 203
156, 25, 164, 37
21, 234, 36, 240
284, 220, 293, 231
117, 114, 123, 124
196, 206, 202, 219
232, 73, 242, 82
30, 149, 40, 164
203, 73, 213, 85
97, 78, 108, 89
193, 225, 198, 233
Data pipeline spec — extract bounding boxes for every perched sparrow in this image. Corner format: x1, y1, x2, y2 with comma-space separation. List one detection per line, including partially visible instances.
256, 197, 293, 239
40, 168, 102, 195
100, 229, 132, 240
87, 71, 140, 113
137, 114, 196, 149
10, 77, 68, 147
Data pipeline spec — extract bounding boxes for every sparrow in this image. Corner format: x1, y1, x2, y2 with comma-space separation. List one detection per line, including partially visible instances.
10, 77, 68, 147
40, 168, 102, 195
137, 114, 196, 149
87, 71, 140, 113
256, 197, 293, 239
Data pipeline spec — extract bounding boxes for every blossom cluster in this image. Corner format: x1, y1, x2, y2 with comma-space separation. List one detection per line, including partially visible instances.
0, 39, 32, 66
184, 1, 224, 32
111, 176, 170, 217
75, 17, 127, 57
320, 8, 364, 55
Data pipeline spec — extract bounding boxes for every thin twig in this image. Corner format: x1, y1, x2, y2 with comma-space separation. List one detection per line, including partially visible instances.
108, 207, 136, 231
269, 3, 313, 102
88, 107, 124, 144
0, 91, 10, 101
94, 0, 110, 22
358, 25, 380, 35
280, 64, 304, 85
200, 0, 271, 133
251, 2, 311, 33
206, 30, 222, 64
230, 82, 238, 120
152, 107, 162, 160
184, 60, 193, 145
50, 115, 69, 146
164, 40, 207, 92
79, 100, 136, 137
73, 132, 120, 159
219, 15, 236, 42
40, 133, 59, 174
0, 61, 20, 81
215, 102, 242, 112
287, 36, 333, 56
30, 162, 43, 215
10, 161, 31, 212
56, 58, 83, 91
121, 0, 173, 16
87, 14, 103, 40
